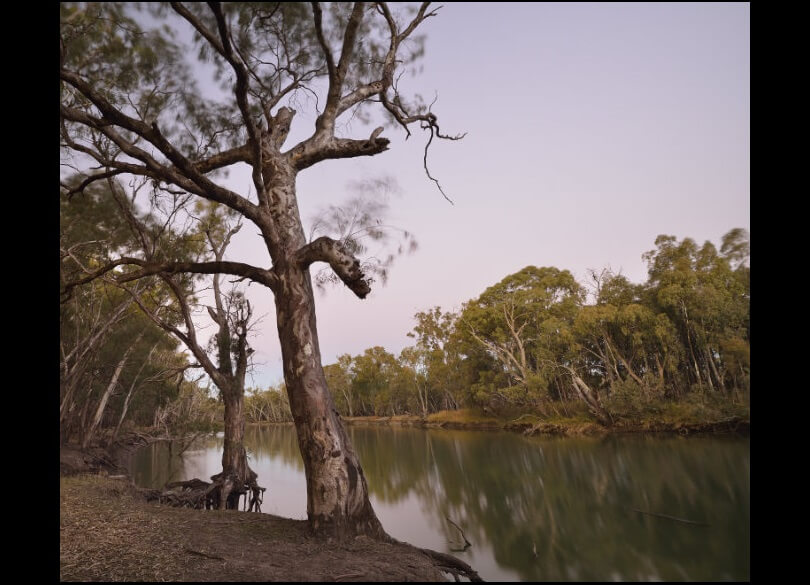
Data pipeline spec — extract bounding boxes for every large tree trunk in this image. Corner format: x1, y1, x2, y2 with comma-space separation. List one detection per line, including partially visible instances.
274, 265, 384, 538
258, 164, 384, 538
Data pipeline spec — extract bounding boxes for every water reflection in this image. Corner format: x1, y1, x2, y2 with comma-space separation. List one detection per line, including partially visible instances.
131, 426, 749, 581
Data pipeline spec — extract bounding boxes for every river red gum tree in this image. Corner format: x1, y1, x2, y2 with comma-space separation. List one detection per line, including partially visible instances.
61, 2, 460, 537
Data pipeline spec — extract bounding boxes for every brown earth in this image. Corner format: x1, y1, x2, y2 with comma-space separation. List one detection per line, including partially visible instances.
60, 433, 469, 582
60, 475, 450, 582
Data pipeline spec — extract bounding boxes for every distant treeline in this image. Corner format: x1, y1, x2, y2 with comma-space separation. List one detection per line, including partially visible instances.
245, 228, 750, 424
61, 217, 749, 444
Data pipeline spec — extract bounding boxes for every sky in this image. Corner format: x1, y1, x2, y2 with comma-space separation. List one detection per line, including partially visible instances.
154, 2, 751, 389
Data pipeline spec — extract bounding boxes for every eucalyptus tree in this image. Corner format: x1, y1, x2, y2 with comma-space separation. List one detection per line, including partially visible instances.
642, 229, 750, 396
457, 267, 585, 405
60, 2, 462, 538
574, 271, 668, 400
60, 180, 185, 445
407, 307, 467, 411
88, 180, 269, 510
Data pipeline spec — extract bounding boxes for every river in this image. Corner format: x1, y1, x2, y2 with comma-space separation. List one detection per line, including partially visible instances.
131, 425, 749, 581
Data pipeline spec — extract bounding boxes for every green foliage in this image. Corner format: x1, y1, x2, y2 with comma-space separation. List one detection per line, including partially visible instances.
61, 2, 245, 159
319, 229, 750, 425
60, 178, 192, 444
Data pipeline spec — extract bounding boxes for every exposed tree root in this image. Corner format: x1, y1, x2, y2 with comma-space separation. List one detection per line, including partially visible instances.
145, 467, 266, 512
412, 545, 483, 582
382, 535, 483, 582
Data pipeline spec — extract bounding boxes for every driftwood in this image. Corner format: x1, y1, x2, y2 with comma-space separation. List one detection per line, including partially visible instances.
334, 573, 365, 581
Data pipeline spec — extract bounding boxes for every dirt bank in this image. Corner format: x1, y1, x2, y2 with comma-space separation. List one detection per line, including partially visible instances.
60, 475, 451, 582
60, 433, 478, 582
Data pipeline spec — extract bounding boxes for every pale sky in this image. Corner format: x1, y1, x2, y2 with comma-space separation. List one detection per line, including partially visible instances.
174, 2, 750, 388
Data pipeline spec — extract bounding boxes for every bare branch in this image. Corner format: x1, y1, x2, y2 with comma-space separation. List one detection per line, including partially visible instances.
289, 1, 462, 203
311, 2, 337, 93
61, 169, 126, 199
169, 2, 225, 53
119, 279, 223, 387
61, 257, 278, 301
314, 2, 365, 135
206, 2, 269, 204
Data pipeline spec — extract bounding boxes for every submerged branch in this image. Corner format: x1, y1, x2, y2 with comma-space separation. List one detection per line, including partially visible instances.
446, 516, 472, 551
631, 508, 709, 526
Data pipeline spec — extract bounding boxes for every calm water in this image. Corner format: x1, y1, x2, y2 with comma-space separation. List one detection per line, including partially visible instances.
131, 426, 749, 581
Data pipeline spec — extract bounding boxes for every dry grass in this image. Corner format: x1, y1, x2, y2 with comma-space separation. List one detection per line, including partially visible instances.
426, 409, 502, 425
60, 475, 448, 582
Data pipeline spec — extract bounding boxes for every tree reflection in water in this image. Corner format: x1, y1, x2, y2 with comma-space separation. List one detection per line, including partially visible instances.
132, 426, 748, 581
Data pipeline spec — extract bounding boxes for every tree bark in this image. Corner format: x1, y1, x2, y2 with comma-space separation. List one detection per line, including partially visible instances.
255, 160, 384, 537
274, 264, 384, 537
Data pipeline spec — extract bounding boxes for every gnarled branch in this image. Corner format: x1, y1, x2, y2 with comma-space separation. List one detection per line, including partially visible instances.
291, 127, 390, 170
295, 236, 371, 298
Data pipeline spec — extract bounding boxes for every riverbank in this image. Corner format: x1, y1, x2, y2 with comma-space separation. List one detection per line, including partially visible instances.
60, 433, 473, 582
338, 407, 750, 436
60, 474, 450, 582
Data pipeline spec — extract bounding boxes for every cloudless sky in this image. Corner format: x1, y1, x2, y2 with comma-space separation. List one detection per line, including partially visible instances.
187, 2, 749, 388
